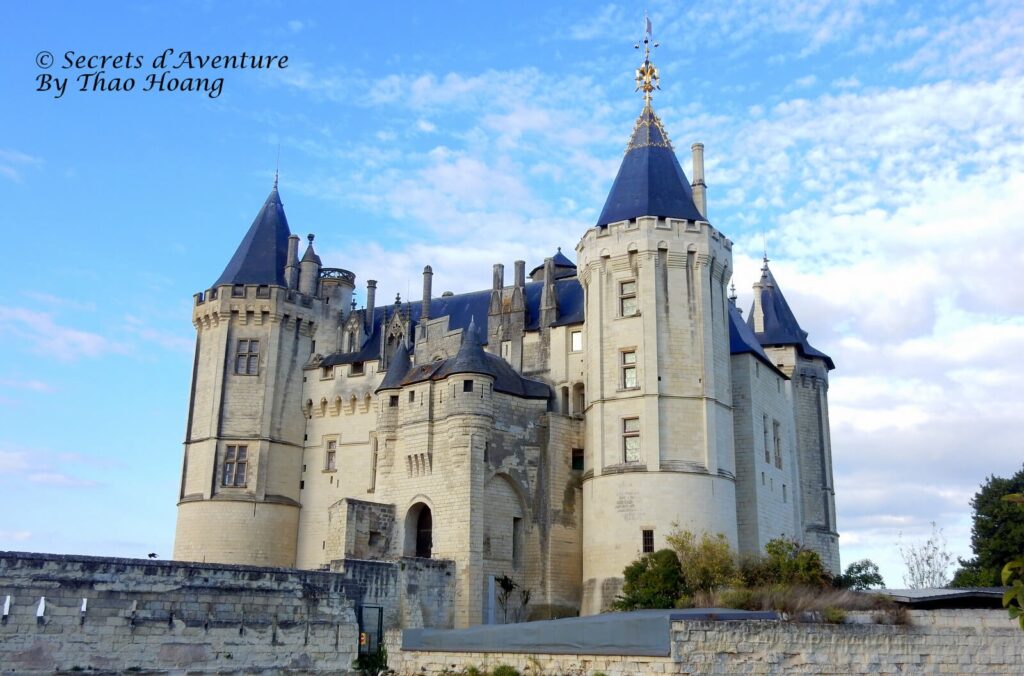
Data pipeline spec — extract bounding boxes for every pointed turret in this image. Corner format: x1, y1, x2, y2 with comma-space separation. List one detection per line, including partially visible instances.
529, 247, 577, 281
376, 341, 411, 391
214, 185, 291, 287
298, 234, 321, 296
595, 103, 705, 226
747, 258, 834, 369
447, 318, 490, 376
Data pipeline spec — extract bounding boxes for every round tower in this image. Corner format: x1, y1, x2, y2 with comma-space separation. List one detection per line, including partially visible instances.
173, 184, 310, 567
577, 46, 738, 613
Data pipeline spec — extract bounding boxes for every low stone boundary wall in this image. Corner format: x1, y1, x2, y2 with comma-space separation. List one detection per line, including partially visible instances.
0, 551, 362, 673
393, 608, 1022, 675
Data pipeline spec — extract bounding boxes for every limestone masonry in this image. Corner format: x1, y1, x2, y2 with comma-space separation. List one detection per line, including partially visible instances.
173, 79, 839, 627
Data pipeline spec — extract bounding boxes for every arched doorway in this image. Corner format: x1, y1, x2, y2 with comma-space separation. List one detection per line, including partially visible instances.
404, 502, 433, 558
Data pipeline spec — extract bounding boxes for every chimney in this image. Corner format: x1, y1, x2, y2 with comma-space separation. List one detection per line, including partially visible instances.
540, 257, 559, 326
492, 263, 505, 291
365, 279, 377, 331
285, 234, 300, 289
691, 142, 707, 219
514, 260, 525, 289
421, 265, 433, 322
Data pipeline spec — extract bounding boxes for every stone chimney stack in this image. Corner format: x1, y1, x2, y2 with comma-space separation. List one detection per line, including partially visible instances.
421, 265, 433, 322
492, 263, 505, 291
691, 142, 707, 219
365, 279, 377, 331
285, 234, 300, 289
540, 257, 558, 327
514, 260, 526, 289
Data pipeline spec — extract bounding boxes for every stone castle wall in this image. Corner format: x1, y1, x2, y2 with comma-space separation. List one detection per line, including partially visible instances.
0, 551, 455, 673
390, 610, 1022, 675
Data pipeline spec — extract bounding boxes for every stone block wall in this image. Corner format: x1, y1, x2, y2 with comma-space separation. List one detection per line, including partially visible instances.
0, 551, 359, 673
390, 609, 1022, 675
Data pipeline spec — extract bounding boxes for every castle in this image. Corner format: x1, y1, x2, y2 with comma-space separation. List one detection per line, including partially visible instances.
172, 44, 839, 627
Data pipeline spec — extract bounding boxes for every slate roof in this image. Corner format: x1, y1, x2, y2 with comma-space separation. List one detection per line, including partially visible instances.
321, 278, 585, 369
373, 318, 549, 399
214, 186, 292, 287
596, 103, 706, 226
747, 263, 834, 369
728, 304, 787, 378
529, 248, 578, 280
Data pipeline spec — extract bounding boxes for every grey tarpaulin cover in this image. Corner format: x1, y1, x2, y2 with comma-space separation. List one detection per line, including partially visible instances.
402, 609, 778, 657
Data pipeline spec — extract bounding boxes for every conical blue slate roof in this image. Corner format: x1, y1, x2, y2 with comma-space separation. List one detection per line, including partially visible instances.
214, 186, 291, 287
376, 341, 411, 391
747, 264, 834, 369
596, 104, 705, 226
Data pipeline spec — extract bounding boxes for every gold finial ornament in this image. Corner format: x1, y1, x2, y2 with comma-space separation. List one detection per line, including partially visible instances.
634, 15, 660, 104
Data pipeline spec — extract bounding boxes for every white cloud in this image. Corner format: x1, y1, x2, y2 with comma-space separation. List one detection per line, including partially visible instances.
0, 306, 129, 361
0, 148, 43, 183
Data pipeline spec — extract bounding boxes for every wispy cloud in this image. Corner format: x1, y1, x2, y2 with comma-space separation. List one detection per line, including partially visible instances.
0, 378, 56, 393
0, 445, 100, 488
0, 306, 128, 360
0, 148, 43, 183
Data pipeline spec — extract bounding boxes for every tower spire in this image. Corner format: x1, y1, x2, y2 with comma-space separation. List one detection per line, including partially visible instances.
634, 14, 660, 105
274, 144, 280, 189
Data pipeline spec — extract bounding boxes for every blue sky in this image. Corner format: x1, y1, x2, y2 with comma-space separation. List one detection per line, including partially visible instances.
2, 1, 1022, 587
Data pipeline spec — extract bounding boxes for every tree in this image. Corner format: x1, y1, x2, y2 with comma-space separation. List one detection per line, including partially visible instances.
833, 559, 885, 590
666, 529, 738, 595
999, 493, 1024, 631
739, 537, 830, 588
899, 522, 954, 589
611, 549, 683, 610
950, 465, 1024, 588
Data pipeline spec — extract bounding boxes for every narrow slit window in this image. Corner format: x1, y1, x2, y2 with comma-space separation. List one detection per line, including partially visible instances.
642, 529, 654, 553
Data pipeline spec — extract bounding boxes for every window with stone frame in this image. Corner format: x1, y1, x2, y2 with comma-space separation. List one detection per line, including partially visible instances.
619, 280, 638, 317
621, 349, 638, 389
500, 340, 512, 363
222, 445, 248, 487
623, 417, 641, 463
642, 529, 654, 553
325, 439, 337, 471
234, 339, 259, 375
570, 330, 583, 352
773, 420, 783, 469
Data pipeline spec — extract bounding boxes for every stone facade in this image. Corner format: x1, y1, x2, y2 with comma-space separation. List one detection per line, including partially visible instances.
173, 91, 841, 626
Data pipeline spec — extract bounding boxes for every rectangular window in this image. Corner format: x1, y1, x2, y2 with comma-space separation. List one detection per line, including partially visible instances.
763, 415, 771, 463
350, 362, 364, 376
222, 445, 247, 487
500, 340, 512, 363
642, 529, 654, 554
783, 484, 788, 503
570, 330, 583, 352
571, 448, 584, 471
621, 350, 638, 389
619, 280, 638, 317
623, 417, 640, 463
321, 366, 334, 379
325, 440, 337, 471
408, 390, 415, 403
463, 379, 474, 393
773, 420, 783, 469
512, 517, 523, 569
231, 284, 245, 297
256, 285, 270, 298
388, 395, 398, 408
235, 339, 260, 375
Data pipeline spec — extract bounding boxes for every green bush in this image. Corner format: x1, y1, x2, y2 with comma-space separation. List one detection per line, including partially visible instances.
739, 538, 829, 588
823, 606, 847, 624
492, 666, 521, 676
719, 588, 758, 610
610, 549, 683, 610
667, 529, 738, 594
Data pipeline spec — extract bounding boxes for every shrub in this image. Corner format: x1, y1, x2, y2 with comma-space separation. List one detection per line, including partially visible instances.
719, 587, 758, 611
492, 666, 521, 676
823, 606, 847, 624
610, 549, 683, 610
739, 538, 829, 588
667, 529, 738, 594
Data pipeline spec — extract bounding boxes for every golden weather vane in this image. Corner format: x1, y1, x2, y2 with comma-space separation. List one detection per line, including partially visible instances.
634, 14, 660, 104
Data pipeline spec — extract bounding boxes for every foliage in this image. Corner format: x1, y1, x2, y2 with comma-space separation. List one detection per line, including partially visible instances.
950, 466, 1024, 588
833, 559, 885, 590
999, 492, 1024, 631
491, 666, 521, 676
899, 522, 955, 589
666, 529, 738, 594
494, 574, 532, 623
740, 537, 829, 588
610, 549, 683, 610
352, 643, 389, 676
822, 606, 847, 624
